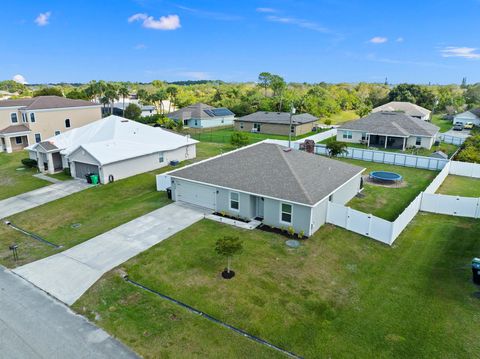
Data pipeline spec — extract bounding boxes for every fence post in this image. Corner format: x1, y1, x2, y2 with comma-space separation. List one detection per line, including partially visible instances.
367, 214, 372, 236
475, 198, 480, 219
346, 207, 351, 229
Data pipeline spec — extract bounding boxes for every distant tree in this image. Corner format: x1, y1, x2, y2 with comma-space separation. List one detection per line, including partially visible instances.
326, 141, 348, 157
388, 84, 436, 109
166, 86, 178, 112
148, 89, 167, 114
465, 84, 480, 105
136, 88, 148, 103
0, 80, 28, 94
230, 132, 249, 147
104, 85, 119, 115
215, 236, 243, 278
124, 103, 142, 120
33, 87, 63, 97
118, 86, 130, 116
66, 89, 89, 100
258, 72, 272, 96
384, 77, 388, 86
355, 103, 372, 117
461, 77, 468, 89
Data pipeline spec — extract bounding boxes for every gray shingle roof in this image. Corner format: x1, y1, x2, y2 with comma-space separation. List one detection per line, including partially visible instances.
339, 112, 439, 137
0, 124, 31, 134
0, 96, 98, 110
237, 111, 318, 125
372, 101, 431, 118
169, 143, 364, 206
167, 103, 234, 120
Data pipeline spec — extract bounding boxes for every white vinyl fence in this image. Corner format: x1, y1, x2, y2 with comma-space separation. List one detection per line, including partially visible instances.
314, 145, 448, 171
439, 134, 466, 146
298, 128, 337, 143
449, 161, 480, 178
421, 194, 480, 218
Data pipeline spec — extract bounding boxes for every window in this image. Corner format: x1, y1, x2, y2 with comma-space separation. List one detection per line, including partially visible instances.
342, 130, 353, 140
159, 152, 164, 163
290, 125, 295, 133
10, 113, 18, 123
415, 137, 422, 146
281, 203, 292, 223
54, 130, 61, 136
30, 113, 36, 122
361, 132, 367, 141
34, 133, 41, 143
194, 120, 198, 126
15, 137, 22, 144
65, 119, 71, 128
240, 122, 244, 129
253, 123, 261, 132
229, 192, 239, 211
22, 113, 27, 123
221, 119, 224, 124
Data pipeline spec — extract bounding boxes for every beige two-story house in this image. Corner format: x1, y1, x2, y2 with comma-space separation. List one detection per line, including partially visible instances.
0, 96, 101, 153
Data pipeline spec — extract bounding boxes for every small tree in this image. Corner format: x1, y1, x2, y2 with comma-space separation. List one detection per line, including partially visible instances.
124, 103, 142, 120
230, 132, 249, 147
215, 236, 243, 278
326, 141, 348, 157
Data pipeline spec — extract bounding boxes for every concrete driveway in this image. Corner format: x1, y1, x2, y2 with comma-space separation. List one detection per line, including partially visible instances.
0, 180, 90, 219
13, 202, 206, 305
443, 129, 471, 139
0, 267, 137, 359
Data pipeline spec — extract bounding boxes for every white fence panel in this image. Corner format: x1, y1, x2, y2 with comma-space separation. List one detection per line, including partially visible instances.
369, 217, 394, 244
421, 193, 480, 218
347, 208, 371, 236
156, 174, 171, 191
449, 161, 480, 178
326, 202, 348, 227
424, 162, 451, 194
391, 193, 422, 242
297, 128, 337, 143
439, 134, 465, 146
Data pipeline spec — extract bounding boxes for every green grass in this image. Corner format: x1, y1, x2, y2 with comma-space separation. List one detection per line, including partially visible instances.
74, 214, 480, 358
195, 142, 236, 161
323, 110, 359, 125
47, 171, 74, 181
337, 158, 438, 220
187, 126, 322, 144
0, 151, 49, 200
431, 114, 453, 133
437, 175, 480, 197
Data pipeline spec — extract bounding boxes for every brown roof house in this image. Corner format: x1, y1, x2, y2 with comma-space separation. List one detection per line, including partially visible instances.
0, 96, 101, 153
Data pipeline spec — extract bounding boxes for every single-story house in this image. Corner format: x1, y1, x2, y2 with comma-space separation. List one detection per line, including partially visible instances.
112, 102, 157, 117
453, 108, 480, 127
167, 103, 235, 128
165, 142, 364, 237
372, 101, 431, 121
337, 112, 440, 150
27, 115, 198, 183
234, 111, 318, 137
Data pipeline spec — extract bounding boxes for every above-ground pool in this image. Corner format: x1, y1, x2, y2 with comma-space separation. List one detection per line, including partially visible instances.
370, 171, 403, 183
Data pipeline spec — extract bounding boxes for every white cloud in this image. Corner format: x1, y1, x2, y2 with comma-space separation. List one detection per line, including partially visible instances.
369, 36, 388, 44
134, 43, 146, 50
396, 37, 404, 43
440, 47, 480, 59
266, 15, 329, 33
128, 13, 181, 30
256, 8, 276, 13
35, 11, 51, 26
12, 74, 27, 84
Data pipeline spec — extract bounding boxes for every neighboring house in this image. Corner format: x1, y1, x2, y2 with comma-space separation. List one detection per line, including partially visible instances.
0, 96, 101, 153
372, 101, 431, 121
112, 102, 157, 118
234, 111, 318, 136
166, 142, 364, 237
337, 112, 440, 150
0, 91, 17, 100
453, 108, 480, 127
27, 115, 197, 183
167, 103, 235, 128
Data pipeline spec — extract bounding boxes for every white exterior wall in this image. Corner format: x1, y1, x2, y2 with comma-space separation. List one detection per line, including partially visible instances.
188, 116, 234, 128
310, 199, 328, 235
406, 135, 434, 149
336, 129, 364, 143
330, 173, 362, 205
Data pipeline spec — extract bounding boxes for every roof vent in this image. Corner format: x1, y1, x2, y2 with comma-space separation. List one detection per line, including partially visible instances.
283, 148, 292, 152
277, 112, 281, 114
121, 119, 129, 122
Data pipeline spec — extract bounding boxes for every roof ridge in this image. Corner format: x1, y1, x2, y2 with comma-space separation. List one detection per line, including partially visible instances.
275, 145, 315, 204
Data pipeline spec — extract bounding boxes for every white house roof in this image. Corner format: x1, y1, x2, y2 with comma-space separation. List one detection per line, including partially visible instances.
27, 115, 198, 165
372, 101, 431, 118
454, 108, 480, 120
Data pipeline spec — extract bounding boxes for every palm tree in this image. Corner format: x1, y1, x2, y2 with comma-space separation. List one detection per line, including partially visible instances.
150, 89, 167, 115
137, 89, 148, 104
100, 96, 110, 116
166, 86, 178, 113
118, 86, 130, 117
104, 84, 119, 115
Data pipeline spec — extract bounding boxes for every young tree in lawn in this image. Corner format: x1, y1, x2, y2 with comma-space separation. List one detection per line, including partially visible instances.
215, 236, 243, 278
230, 132, 249, 147
124, 103, 142, 120
326, 141, 349, 157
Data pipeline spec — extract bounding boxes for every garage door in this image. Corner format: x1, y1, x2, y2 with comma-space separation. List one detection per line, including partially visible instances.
175, 180, 216, 210
73, 162, 99, 180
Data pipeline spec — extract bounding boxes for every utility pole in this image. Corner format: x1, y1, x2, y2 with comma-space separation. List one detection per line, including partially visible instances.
288, 106, 296, 148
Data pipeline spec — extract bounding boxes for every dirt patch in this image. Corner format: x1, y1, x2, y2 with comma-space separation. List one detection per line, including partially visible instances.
0, 177, 15, 186
363, 175, 407, 188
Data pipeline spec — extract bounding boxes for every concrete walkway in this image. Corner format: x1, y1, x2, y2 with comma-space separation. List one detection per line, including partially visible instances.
0, 180, 90, 219
0, 267, 138, 359
13, 202, 206, 305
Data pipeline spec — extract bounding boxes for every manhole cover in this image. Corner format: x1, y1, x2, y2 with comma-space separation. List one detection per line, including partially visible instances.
15, 167, 26, 171
286, 239, 300, 248
71, 223, 82, 229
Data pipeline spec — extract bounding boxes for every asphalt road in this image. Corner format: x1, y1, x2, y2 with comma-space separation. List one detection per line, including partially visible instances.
0, 267, 138, 359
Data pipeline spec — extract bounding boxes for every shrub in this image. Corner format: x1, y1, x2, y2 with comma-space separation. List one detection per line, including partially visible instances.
21, 158, 37, 168
63, 167, 71, 176
287, 226, 295, 236
124, 103, 142, 120
230, 131, 250, 147
299, 230, 305, 239
326, 140, 348, 157
324, 119, 332, 126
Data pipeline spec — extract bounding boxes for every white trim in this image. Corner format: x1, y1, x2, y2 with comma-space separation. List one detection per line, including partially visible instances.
23, 105, 101, 113
279, 202, 293, 225
34, 133, 42, 143
0, 130, 31, 137
229, 191, 240, 212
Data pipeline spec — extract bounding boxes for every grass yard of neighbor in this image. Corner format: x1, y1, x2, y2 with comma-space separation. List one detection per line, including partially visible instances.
436, 175, 480, 197
431, 114, 453, 133
0, 151, 49, 200
74, 214, 480, 358
337, 158, 438, 221
323, 110, 359, 125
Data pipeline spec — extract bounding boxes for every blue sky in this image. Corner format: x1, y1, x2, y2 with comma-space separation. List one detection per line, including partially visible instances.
1, 0, 480, 84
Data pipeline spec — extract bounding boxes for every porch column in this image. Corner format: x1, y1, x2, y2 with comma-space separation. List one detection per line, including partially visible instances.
402, 137, 406, 151
47, 152, 55, 174
384, 136, 388, 149
5, 137, 13, 153
367, 134, 370, 147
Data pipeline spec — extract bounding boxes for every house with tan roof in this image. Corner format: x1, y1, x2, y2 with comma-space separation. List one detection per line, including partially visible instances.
0, 96, 101, 153
372, 101, 431, 121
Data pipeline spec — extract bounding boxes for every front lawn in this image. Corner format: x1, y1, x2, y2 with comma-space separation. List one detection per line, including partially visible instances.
338, 158, 438, 220
74, 214, 480, 358
436, 175, 480, 197
0, 151, 49, 200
